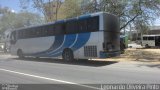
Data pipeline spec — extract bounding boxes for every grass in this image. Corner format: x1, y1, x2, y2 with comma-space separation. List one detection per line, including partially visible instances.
103, 48, 160, 63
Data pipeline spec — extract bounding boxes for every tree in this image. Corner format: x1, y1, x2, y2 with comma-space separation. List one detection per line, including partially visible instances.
31, 0, 62, 22
19, 0, 160, 33
0, 8, 44, 34
59, 0, 82, 18
21, 0, 83, 20
81, 0, 99, 14
83, 0, 160, 31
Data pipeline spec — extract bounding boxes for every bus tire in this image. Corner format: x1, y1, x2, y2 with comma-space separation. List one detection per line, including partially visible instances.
17, 49, 25, 59
145, 44, 150, 48
62, 48, 74, 61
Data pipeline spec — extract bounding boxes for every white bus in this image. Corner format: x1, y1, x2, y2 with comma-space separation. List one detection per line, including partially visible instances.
142, 35, 160, 47
10, 12, 120, 61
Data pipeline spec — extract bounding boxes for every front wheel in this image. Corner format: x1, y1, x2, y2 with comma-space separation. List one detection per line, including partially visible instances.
62, 49, 74, 61
17, 49, 25, 59
145, 44, 150, 48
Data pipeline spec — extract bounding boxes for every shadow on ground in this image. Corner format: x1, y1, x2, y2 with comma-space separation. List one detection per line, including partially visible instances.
0, 51, 9, 55
137, 64, 160, 69
12, 57, 118, 67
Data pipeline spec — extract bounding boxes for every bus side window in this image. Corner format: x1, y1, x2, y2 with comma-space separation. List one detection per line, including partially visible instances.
148, 37, 154, 40
30, 29, 35, 38
22, 29, 27, 39
77, 19, 87, 33
87, 16, 99, 32
48, 25, 55, 36
54, 23, 65, 35
66, 20, 78, 34
41, 26, 46, 37
10, 31, 17, 44
143, 37, 147, 40
35, 27, 40, 37
18, 30, 21, 39
39, 26, 48, 37
25, 29, 30, 38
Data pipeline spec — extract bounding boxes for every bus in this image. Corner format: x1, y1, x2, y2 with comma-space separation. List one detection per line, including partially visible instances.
10, 12, 120, 61
142, 35, 160, 48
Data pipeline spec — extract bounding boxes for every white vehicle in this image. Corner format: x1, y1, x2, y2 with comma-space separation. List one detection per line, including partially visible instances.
142, 35, 160, 47
1, 30, 11, 52
10, 12, 120, 61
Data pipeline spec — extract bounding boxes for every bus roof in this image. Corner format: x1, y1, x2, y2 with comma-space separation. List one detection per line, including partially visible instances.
11, 12, 115, 32
143, 34, 160, 37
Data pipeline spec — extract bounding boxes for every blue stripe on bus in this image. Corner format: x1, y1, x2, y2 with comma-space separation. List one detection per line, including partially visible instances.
72, 32, 91, 51
78, 15, 91, 20
47, 34, 77, 57
55, 20, 65, 24
50, 32, 91, 57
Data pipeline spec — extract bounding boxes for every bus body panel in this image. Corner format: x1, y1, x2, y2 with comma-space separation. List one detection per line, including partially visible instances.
10, 36, 55, 55
142, 35, 160, 47
73, 31, 104, 59
142, 40, 155, 47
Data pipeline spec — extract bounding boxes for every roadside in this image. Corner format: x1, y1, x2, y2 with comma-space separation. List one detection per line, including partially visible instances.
100, 48, 160, 64
1, 48, 160, 62
0, 51, 10, 55
1, 47, 160, 64
0, 49, 160, 71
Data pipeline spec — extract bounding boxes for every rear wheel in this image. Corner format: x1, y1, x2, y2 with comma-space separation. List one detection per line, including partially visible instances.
62, 48, 74, 61
17, 49, 25, 59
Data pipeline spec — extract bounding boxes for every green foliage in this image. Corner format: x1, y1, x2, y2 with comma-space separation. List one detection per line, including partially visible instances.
31, 0, 62, 22
0, 7, 44, 34
99, 0, 160, 31
60, 0, 81, 18
1, 0, 160, 34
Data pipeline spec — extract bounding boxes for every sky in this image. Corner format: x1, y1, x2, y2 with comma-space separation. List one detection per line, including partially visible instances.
154, 19, 160, 26
0, 0, 21, 12
0, 0, 160, 26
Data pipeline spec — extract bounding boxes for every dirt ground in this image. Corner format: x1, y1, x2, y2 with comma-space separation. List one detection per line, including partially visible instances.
1, 49, 160, 64
104, 48, 160, 64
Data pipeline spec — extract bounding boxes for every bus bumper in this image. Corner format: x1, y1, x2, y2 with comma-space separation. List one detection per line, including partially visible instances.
99, 51, 120, 58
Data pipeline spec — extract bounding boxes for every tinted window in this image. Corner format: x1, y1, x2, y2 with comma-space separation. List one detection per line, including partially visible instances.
78, 16, 99, 33
18, 30, 23, 39
148, 37, 154, 40
40, 26, 46, 37
66, 20, 78, 34
143, 37, 147, 40
16, 16, 99, 39
30, 28, 36, 38
87, 16, 99, 32
10, 31, 17, 44
143, 36, 155, 40
47, 25, 55, 36
54, 23, 65, 35
35, 27, 41, 37
77, 19, 87, 33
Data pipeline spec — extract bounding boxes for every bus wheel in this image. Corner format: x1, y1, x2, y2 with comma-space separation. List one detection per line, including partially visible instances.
145, 44, 150, 48
62, 48, 74, 61
17, 49, 25, 59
